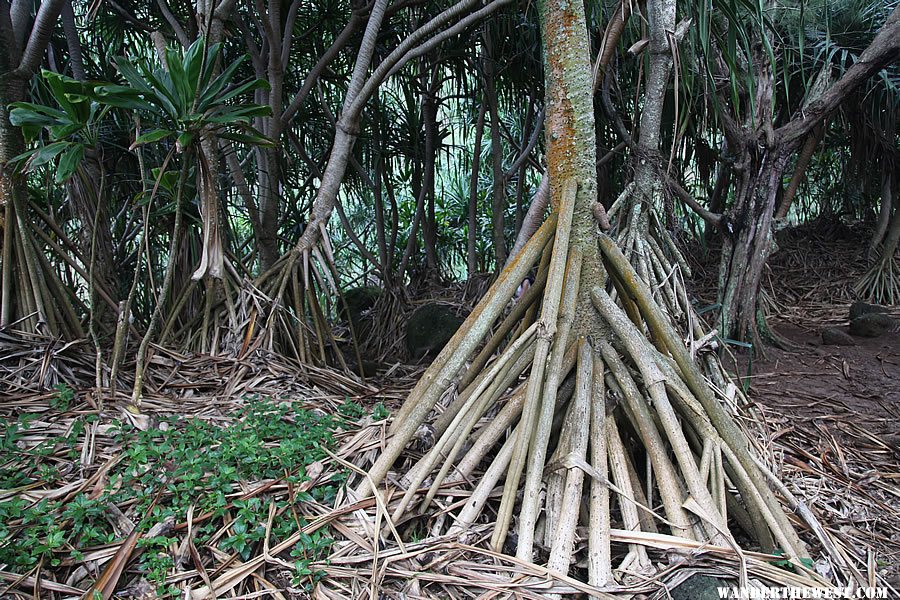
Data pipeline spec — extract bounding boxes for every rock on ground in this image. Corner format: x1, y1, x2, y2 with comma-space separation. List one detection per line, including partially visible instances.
849, 312, 898, 338
405, 303, 465, 360
821, 327, 857, 346
849, 301, 890, 321
340, 286, 381, 334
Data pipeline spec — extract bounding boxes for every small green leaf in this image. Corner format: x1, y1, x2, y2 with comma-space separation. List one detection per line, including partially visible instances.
55, 144, 84, 183
9, 103, 68, 127
24, 142, 70, 169
218, 130, 273, 147
131, 129, 173, 149
176, 131, 195, 150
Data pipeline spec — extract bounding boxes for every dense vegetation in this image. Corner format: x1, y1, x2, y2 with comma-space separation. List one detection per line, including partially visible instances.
1, 0, 896, 367
0, 0, 897, 597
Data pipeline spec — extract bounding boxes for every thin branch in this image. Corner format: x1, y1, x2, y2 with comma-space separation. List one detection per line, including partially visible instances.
504, 108, 545, 179
776, 5, 900, 145
280, 0, 301, 70
347, 0, 510, 120
281, 14, 363, 125
666, 177, 722, 227
155, 0, 190, 48
104, 0, 154, 34
15, 0, 65, 77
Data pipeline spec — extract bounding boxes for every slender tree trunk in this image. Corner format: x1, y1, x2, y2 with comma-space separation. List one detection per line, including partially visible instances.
60, 0, 85, 80
254, 0, 289, 273
628, 0, 675, 232
256, 149, 281, 272
705, 159, 731, 243
288, 0, 389, 257
870, 161, 894, 253
0, 77, 28, 329
467, 102, 487, 275
514, 97, 535, 236
383, 165, 400, 270
0, 0, 68, 334
190, 2, 235, 282
775, 124, 823, 219
57, 2, 118, 330
483, 34, 506, 270
508, 173, 549, 263
373, 140, 390, 282
67, 149, 118, 329
878, 202, 900, 264
422, 77, 440, 277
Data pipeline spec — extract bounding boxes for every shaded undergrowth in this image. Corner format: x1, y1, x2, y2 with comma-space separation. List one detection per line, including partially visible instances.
0, 391, 362, 596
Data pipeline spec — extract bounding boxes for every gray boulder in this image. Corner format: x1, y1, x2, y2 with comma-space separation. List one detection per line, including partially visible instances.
670, 575, 733, 600
849, 312, 898, 338
406, 303, 465, 360
821, 327, 856, 346
849, 301, 889, 321
340, 286, 381, 334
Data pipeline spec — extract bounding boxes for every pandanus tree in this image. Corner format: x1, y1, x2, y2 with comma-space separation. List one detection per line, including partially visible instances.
9, 70, 121, 359
334, 0, 859, 591
1, 0, 69, 334
220, 0, 523, 365
692, 0, 900, 346
92, 38, 272, 403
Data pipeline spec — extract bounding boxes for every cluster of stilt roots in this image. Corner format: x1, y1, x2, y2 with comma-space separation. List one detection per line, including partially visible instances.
315, 182, 864, 597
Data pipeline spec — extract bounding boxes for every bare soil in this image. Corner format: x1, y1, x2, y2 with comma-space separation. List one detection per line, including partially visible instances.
727, 320, 900, 442
687, 221, 900, 580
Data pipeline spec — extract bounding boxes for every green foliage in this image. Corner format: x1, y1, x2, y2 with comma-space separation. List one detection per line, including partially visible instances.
51, 383, 75, 411
372, 402, 390, 422
772, 549, 815, 571
9, 70, 110, 182
0, 398, 346, 595
95, 38, 273, 151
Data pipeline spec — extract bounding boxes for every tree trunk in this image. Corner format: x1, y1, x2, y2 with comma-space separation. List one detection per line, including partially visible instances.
66, 148, 118, 330
373, 140, 390, 282
467, 102, 487, 275
514, 96, 535, 236
881, 206, 900, 262
60, 0, 85, 80
705, 158, 730, 243
507, 173, 549, 264
0, 0, 69, 335
335, 0, 825, 586
190, 3, 235, 282
718, 151, 788, 346
775, 124, 823, 220
870, 161, 893, 253
855, 163, 899, 304
484, 35, 506, 270
0, 77, 28, 329
421, 77, 440, 277
627, 0, 675, 232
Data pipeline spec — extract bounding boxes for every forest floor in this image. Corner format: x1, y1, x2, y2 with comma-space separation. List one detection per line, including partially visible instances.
691, 219, 900, 583
1, 220, 898, 597
723, 320, 900, 580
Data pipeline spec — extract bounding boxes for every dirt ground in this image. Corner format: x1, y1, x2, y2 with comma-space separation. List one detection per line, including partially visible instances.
684, 221, 900, 581
727, 320, 900, 441
721, 315, 900, 579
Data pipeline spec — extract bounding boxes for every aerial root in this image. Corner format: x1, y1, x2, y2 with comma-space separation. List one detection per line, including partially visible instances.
339, 181, 860, 590
854, 252, 899, 305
